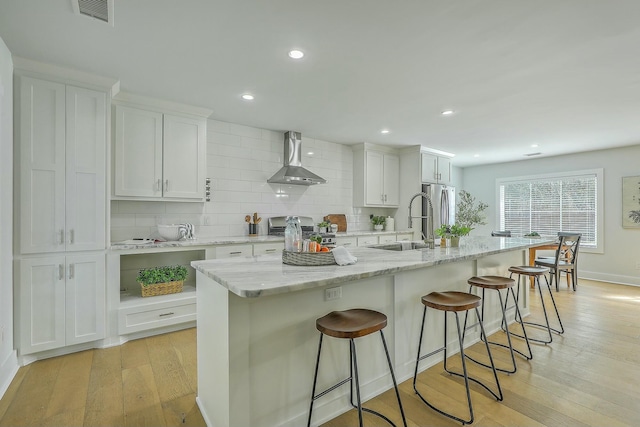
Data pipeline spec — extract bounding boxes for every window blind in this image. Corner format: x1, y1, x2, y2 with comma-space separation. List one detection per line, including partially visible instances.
499, 173, 597, 247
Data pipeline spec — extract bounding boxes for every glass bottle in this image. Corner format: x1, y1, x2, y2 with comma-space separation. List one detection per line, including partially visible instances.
284, 216, 297, 252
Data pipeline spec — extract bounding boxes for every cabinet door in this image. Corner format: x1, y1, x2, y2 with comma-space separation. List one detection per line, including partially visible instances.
253, 242, 284, 256
19, 256, 66, 354
365, 151, 384, 205
383, 154, 400, 206
114, 105, 163, 197
213, 244, 253, 259
438, 156, 452, 184
65, 86, 107, 251
18, 77, 66, 254
65, 253, 106, 345
163, 114, 206, 199
335, 236, 357, 247
421, 153, 438, 183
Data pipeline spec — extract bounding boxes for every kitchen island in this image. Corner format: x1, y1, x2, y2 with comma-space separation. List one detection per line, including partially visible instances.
192, 236, 553, 427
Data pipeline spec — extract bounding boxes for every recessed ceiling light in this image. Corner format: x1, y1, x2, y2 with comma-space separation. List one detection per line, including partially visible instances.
441, 110, 454, 116
241, 94, 254, 100
531, 144, 539, 148
473, 154, 480, 158
381, 129, 390, 134
288, 50, 304, 59
307, 151, 314, 156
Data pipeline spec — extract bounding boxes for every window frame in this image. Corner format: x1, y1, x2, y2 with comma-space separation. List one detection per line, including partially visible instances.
496, 168, 604, 254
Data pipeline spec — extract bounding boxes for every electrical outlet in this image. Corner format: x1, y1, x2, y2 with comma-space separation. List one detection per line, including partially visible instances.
325, 287, 342, 301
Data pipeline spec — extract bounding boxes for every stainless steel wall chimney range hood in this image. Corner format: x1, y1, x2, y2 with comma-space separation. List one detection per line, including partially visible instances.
267, 131, 327, 185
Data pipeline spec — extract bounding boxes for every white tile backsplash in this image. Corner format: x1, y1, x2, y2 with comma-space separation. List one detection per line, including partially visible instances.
110, 120, 392, 241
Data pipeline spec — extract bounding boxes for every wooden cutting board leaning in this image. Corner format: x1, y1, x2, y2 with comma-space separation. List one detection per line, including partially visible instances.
324, 214, 347, 232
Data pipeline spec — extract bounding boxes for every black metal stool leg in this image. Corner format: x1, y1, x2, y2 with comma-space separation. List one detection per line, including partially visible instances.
307, 333, 324, 427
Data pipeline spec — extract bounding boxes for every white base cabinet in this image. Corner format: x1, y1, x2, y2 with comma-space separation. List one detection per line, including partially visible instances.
17, 254, 105, 355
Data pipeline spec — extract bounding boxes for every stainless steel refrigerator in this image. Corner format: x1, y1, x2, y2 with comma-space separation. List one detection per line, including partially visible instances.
422, 183, 455, 243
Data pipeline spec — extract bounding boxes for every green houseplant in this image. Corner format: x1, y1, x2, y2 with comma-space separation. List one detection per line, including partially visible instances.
456, 190, 489, 233
137, 265, 188, 297
449, 224, 472, 247
371, 215, 386, 230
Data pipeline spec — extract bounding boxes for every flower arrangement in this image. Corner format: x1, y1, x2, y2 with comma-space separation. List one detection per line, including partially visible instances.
450, 224, 472, 237
435, 224, 451, 238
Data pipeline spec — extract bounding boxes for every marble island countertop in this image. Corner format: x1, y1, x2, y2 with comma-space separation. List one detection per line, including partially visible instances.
109, 230, 414, 251
192, 236, 554, 298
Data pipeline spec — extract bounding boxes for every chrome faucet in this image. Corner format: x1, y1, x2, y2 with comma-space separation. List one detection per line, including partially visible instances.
408, 192, 435, 249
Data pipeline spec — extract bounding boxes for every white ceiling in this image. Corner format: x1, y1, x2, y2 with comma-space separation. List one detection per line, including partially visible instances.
2, 0, 640, 167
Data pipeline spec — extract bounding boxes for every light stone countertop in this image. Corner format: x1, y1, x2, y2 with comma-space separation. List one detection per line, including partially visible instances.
109, 230, 414, 252
192, 236, 554, 298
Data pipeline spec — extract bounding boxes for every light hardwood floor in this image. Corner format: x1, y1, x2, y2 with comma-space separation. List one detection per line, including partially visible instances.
1, 279, 639, 426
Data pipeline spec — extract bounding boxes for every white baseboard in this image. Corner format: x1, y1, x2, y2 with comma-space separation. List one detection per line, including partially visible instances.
580, 271, 640, 287
0, 350, 19, 401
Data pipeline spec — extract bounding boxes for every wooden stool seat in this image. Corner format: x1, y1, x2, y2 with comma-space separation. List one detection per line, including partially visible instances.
421, 291, 481, 312
316, 309, 387, 339
467, 275, 515, 289
508, 265, 549, 276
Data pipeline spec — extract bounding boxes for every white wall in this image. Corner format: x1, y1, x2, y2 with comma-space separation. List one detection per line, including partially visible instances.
462, 145, 640, 286
111, 120, 392, 241
0, 35, 16, 399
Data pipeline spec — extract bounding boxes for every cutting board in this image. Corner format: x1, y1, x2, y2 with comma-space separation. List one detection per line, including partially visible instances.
324, 214, 347, 232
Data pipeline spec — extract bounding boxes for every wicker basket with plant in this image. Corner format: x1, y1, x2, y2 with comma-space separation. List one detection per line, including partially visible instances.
137, 265, 188, 297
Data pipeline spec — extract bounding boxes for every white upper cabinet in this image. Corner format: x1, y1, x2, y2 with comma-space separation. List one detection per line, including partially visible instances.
17, 76, 106, 254
421, 152, 452, 184
113, 103, 207, 201
353, 144, 400, 207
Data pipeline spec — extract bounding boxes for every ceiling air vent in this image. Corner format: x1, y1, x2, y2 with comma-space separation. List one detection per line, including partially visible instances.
72, 0, 113, 25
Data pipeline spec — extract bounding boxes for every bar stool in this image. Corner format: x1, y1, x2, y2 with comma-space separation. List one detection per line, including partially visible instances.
307, 309, 407, 427
413, 291, 502, 425
507, 266, 564, 344
465, 276, 533, 374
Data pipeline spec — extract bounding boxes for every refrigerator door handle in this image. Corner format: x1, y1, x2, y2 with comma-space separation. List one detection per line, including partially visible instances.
441, 188, 449, 224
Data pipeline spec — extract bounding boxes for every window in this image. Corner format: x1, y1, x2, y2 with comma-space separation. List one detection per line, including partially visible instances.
497, 169, 603, 251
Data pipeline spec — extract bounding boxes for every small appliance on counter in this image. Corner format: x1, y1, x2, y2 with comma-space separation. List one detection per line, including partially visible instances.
268, 216, 336, 247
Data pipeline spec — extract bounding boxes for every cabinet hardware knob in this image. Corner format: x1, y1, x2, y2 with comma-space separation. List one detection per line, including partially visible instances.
230, 251, 242, 255
68, 264, 74, 279
265, 249, 276, 252
59, 229, 65, 245
164, 179, 169, 192
159, 312, 175, 317
58, 264, 64, 280
69, 229, 74, 244
156, 179, 162, 192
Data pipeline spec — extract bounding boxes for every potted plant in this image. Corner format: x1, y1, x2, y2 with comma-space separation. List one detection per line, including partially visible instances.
137, 265, 188, 297
455, 190, 489, 233
449, 224, 472, 247
317, 221, 330, 233
435, 224, 451, 247
371, 215, 386, 231
524, 231, 541, 238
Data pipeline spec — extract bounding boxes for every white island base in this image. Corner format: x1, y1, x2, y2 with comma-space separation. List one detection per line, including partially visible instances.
194, 239, 538, 427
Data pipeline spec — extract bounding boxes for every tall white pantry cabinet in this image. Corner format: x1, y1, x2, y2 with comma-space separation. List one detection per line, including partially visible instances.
14, 75, 108, 355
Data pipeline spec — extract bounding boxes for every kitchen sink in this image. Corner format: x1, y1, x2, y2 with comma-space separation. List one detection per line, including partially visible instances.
369, 241, 429, 251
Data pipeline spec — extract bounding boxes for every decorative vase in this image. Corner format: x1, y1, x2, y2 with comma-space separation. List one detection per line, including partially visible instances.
440, 237, 447, 247
374, 224, 384, 231
450, 236, 460, 247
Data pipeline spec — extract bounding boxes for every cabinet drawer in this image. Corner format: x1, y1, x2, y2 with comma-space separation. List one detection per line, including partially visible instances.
379, 235, 397, 244
396, 233, 413, 241
335, 237, 357, 247
253, 242, 284, 256
357, 236, 379, 246
119, 299, 196, 334
213, 244, 253, 259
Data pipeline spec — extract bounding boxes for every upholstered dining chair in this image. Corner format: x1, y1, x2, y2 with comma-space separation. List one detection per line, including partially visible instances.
535, 232, 582, 291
